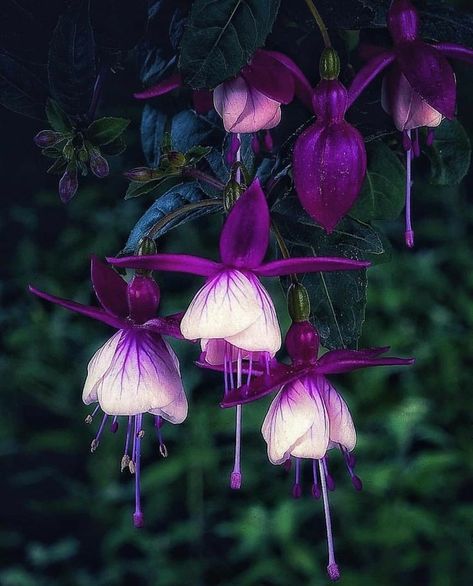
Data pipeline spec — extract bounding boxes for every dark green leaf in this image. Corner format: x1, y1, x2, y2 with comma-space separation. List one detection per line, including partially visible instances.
273, 196, 387, 349
426, 119, 471, 186
48, 1, 96, 116
171, 110, 220, 152
125, 175, 180, 200
419, 1, 473, 47
0, 51, 48, 119
100, 135, 127, 156
179, 0, 281, 89
141, 104, 167, 167
46, 99, 72, 132
350, 140, 406, 222
185, 146, 212, 165
86, 117, 130, 146
41, 147, 62, 159
123, 182, 223, 253
47, 157, 67, 175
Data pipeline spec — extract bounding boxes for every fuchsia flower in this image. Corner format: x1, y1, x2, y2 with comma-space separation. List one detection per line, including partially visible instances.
222, 320, 414, 581
293, 68, 367, 233
348, 0, 473, 247
135, 49, 312, 133
108, 179, 370, 489
29, 256, 187, 528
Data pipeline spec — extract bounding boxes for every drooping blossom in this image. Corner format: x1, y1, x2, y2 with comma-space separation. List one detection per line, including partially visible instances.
108, 179, 370, 489
293, 48, 367, 233
134, 49, 312, 134
222, 319, 414, 581
29, 254, 187, 527
348, 0, 473, 247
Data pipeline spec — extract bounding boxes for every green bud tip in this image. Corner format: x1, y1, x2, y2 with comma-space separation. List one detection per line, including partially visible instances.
137, 236, 157, 257
223, 179, 245, 213
319, 47, 340, 80
287, 282, 311, 322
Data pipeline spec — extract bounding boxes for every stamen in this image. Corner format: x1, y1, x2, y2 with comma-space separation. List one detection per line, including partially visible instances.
226, 133, 241, 166
312, 459, 321, 499
427, 128, 435, 147
402, 130, 412, 151
322, 456, 336, 491
129, 416, 137, 474
404, 129, 415, 248
292, 457, 302, 499
121, 415, 133, 471
110, 416, 119, 434
84, 404, 100, 424
264, 352, 270, 376
318, 459, 340, 582
90, 413, 108, 452
340, 446, 363, 491
283, 458, 292, 473
246, 353, 254, 386
413, 128, 421, 157
230, 405, 243, 490
155, 417, 168, 458
235, 132, 241, 184
133, 413, 144, 528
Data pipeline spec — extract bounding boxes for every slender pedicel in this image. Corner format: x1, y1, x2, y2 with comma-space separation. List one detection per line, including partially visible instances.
318, 459, 340, 581
110, 416, 119, 433
405, 129, 415, 248
322, 456, 336, 491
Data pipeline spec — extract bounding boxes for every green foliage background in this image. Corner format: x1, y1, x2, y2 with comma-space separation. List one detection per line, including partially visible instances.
2, 7, 473, 586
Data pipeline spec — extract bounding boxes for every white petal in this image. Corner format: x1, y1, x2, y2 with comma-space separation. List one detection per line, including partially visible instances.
262, 379, 317, 465
83, 331, 122, 405
200, 338, 257, 365
318, 376, 356, 451
180, 269, 262, 340
85, 329, 186, 417
224, 280, 281, 354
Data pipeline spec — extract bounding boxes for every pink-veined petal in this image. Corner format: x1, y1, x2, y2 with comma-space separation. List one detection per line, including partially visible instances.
316, 376, 356, 451
262, 378, 317, 465
150, 340, 188, 423
180, 269, 263, 340
83, 329, 185, 417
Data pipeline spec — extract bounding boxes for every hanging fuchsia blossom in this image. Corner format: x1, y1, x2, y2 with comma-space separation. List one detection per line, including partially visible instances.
222, 319, 414, 581
293, 48, 367, 233
348, 0, 473, 247
29, 256, 187, 528
108, 179, 370, 489
135, 49, 312, 133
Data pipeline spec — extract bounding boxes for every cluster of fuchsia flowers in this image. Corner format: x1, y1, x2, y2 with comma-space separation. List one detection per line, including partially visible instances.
29, 0, 473, 581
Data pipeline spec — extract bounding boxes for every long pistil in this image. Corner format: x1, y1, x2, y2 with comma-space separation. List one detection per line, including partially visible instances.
318, 459, 340, 581
405, 129, 415, 248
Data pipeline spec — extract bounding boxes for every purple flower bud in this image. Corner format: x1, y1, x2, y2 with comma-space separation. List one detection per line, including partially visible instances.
90, 150, 109, 178
388, 0, 419, 44
58, 167, 78, 203
285, 321, 319, 365
127, 275, 160, 323
293, 79, 367, 233
34, 130, 63, 148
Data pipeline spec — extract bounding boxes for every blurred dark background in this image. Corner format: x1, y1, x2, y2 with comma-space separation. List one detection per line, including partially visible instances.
1, 1, 473, 585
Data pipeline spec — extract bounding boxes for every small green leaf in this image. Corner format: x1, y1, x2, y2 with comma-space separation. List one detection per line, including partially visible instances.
273, 195, 387, 349
86, 117, 130, 146
41, 147, 63, 159
427, 119, 471, 186
47, 157, 68, 175
185, 145, 212, 165
179, 0, 281, 89
350, 139, 406, 222
100, 135, 127, 156
124, 175, 181, 200
46, 99, 72, 133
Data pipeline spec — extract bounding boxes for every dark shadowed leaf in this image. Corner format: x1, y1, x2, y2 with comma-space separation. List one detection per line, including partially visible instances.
124, 176, 181, 200
350, 139, 406, 222
426, 119, 471, 186
0, 52, 48, 119
100, 135, 127, 156
48, 1, 96, 116
171, 110, 220, 152
45, 99, 72, 132
91, 0, 148, 50
141, 104, 167, 167
419, 1, 473, 47
86, 117, 130, 146
179, 0, 281, 89
123, 182, 223, 253
273, 195, 387, 349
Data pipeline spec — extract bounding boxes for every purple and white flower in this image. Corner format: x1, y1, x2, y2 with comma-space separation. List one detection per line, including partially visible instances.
30, 256, 187, 527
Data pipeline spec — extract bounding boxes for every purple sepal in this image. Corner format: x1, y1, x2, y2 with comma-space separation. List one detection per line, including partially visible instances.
395, 41, 456, 119
241, 50, 295, 105
316, 348, 415, 375
127, 275, 160, 324
264, 50, 313, 109
347, 51, 395, 107
255, 257, 370, 277
219, 179, 269, 269
221, 363, 312, 408
90, 255, 128, 318
143, 313, 186, 340
388, 0, 419, 43
134, 72, 183, 100
107, 254, 222, 276
293, 110, 367, 233
29, 285, 127, 330
435, 42, 473, 65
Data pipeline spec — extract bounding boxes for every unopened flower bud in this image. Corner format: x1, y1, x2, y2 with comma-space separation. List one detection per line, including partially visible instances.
287, 282, 310, 322
319, 47, 340, 80
58, 167, 78, 203
166, 150, 186, 168
90, 149, 109, 178
137, 236, 157, 256
124, 167, 154, 182
34, 130, 63, 148
223, 179, 245, 213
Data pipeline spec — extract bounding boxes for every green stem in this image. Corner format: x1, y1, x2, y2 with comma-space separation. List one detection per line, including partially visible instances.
271, 220, 298, 285
183, 168, 225, 190
303, 0, 331, 48
146, 199, 223, 240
